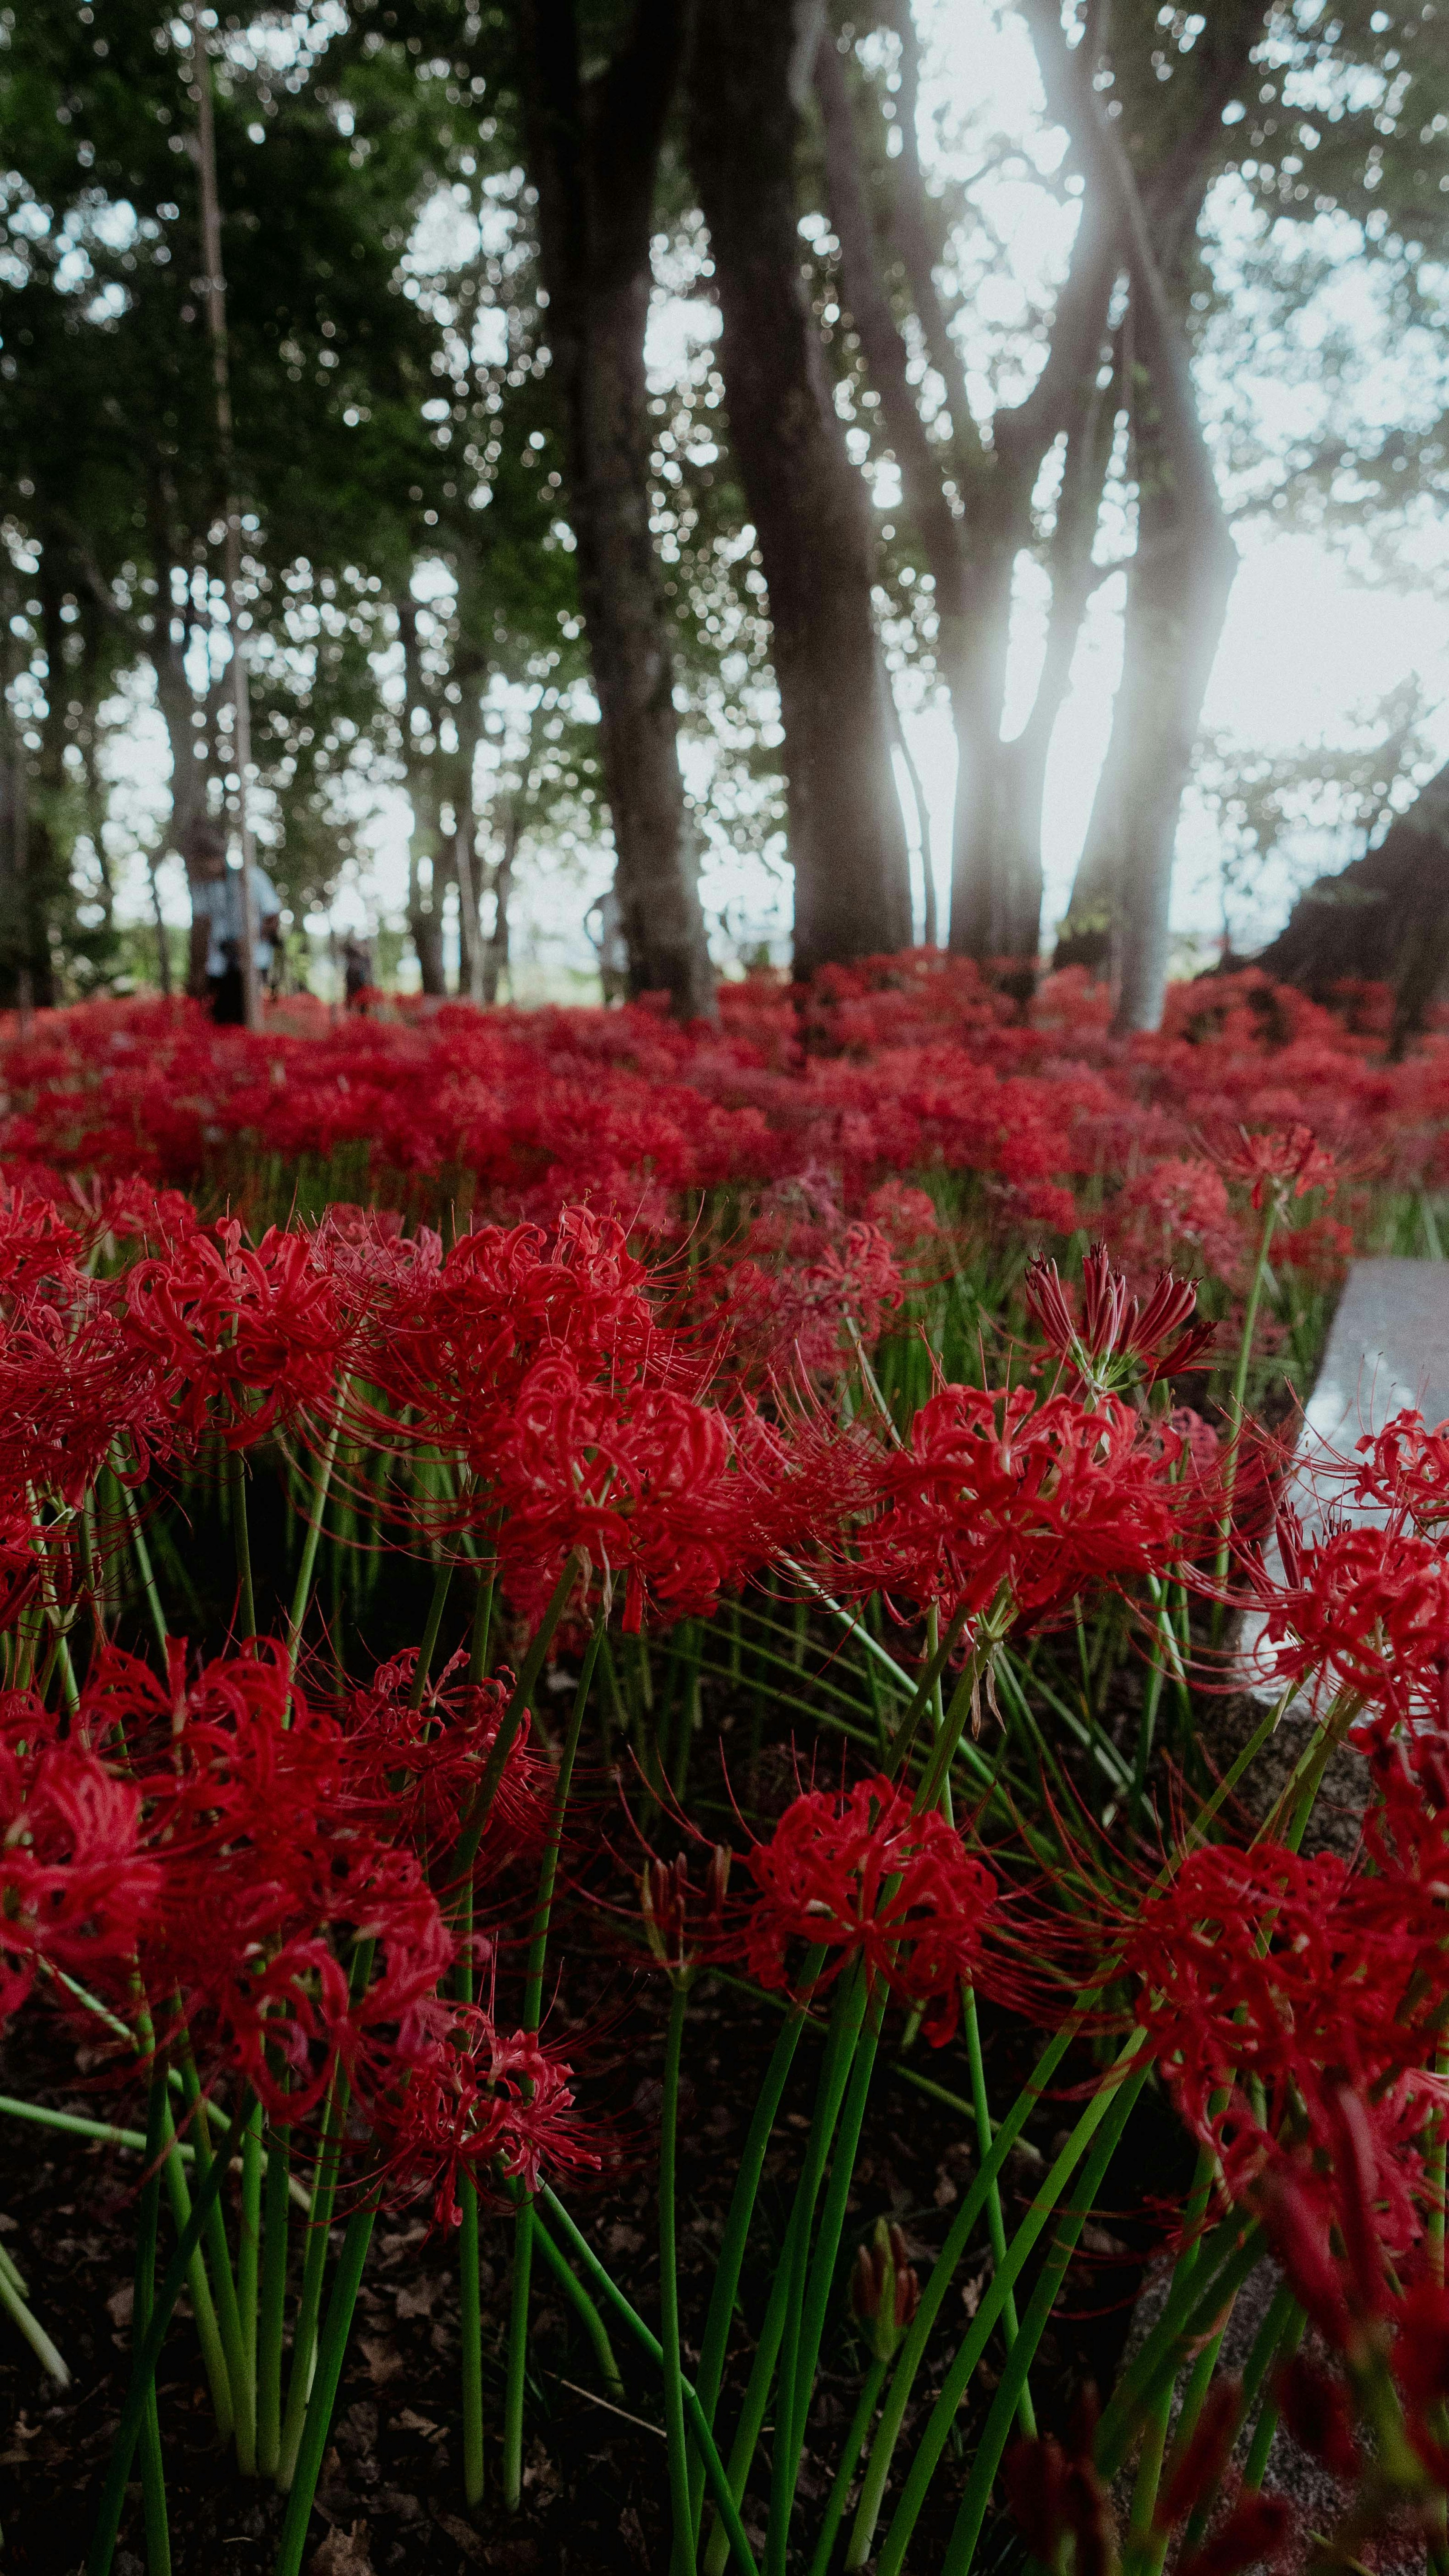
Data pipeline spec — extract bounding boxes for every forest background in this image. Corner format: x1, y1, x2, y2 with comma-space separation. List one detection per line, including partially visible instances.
2, 0, 1448, 1026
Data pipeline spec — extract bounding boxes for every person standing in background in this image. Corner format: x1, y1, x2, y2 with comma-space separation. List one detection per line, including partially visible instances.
185, 820, 282, 1025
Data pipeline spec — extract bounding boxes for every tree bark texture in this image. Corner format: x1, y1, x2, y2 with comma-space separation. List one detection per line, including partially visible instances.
1251, 755, 1449, 1056
518, 0, 714, 1021
816, 11, 1119, 967
688, 0, 912, 980
1026, 0, 1248, 1028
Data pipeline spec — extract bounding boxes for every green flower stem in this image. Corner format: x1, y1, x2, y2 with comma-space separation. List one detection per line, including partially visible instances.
846, 2022, 1138, 2571
528, 2209, 623, 2397
765, 1965, 874, 2576
686, 1959, 825, 2540
661, 1979, 697, 2576
285, 1386, 351, 1660
157, 2097, 232, 2442
0, 2261, 68, 2387
873, 2048, 1152, 2576
409, 1552, 455, 1709
459, 2173, 485, 2511
1212, 1196, 1279, 1621
502, 1632, 601, 2511
912, 1643, 994, 1818
272, 2203, 377, 2576
501, 2197, 534, 2515
110, 1447, 169, 1660
236, 2096, 263, 2471
1094, 2219, 1267, 2480
175, 2051, 253, 2471
276, 2093, 346, 2492
805, 2356, 888, 2576
1242, 2298, 1304, 2492
256, 2116, 291, 2480
778, 1988, 888, 2541
938, 2067, 1146, 2576
881, 1602, 973, 1784
87, 2089, 252, 2576
963, 1985, 1032, 2437
135, 2064, 174, 2576
468, 1565, 495, 1683
228, 1445, 255, 1641
452, 1552, 583, 1881
278, 1943, 375, 2493
703, 2190, 809, 2576
538, 2187, 761, 2576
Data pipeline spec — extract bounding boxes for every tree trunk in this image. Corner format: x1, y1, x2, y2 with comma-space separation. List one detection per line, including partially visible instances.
450, 648, 486, 1004
145, 471, 209, 872
818, 5, 1120, 967
1107, 453, 1237, 1031
1023, 0, 1240, 1030
1251, 754, 1449, 1057
482, 798, 519, 1009
398, 601, 448, 997
688, 0, 912, 978
517, 0, 714, 1022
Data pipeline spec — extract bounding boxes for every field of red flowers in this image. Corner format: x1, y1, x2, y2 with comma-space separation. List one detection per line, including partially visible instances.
3, 953, 1449, 2576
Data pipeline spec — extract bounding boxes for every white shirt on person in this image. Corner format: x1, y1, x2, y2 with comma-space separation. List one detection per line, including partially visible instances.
192, 862, 281, 979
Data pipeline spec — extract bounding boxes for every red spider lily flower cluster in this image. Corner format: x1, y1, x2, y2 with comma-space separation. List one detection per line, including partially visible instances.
1220, 1124, 1338, 1213
1118, 1798, 1449, 2256
1352, 1406, 1449, 1532
1257, 1503, 1449, 1728
0, 1640, 591, 2213
742, 1774, 998, 2044
366, 2007, 598, 2231
1025, 1243, 1214, 1398
124, 1220, 346, 1454
846, 1383, 1201, 1635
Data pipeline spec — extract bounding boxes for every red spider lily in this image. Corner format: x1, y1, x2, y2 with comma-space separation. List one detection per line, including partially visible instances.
1221, 1124, 1337, 1213
123, 1219, 346, 1454
1353, 1408, 1449, 1532
0, 1295, 157, 1505
335, 1651, 551, 1870
491, 1357, 749, 1632
366, 2005, 599, 2229
847, 1383, 1197, 1635
1256, 1509, 1449, 1726
742, 1774, 998, 2045
0, 1701, 162, 2022
707, 1220, 903, 1386
365, 1209, 685, 1461
1025, 1243, 1213, 1399
1119, 1843, 1446, 2249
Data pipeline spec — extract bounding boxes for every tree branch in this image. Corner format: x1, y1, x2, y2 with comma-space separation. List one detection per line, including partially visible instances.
1020, 0, 1231, 544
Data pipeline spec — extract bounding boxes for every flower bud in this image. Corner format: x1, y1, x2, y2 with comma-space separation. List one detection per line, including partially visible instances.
851, 2218, 919, 2361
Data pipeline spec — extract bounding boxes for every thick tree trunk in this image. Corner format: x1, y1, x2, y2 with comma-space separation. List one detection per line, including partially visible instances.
517, 0, 714, 1022
1109, 463, 1237, 1031
397, 601, 448, 997
1251, 754, 1449, 1057
818, 8, 1119, 967
1023, 0, 1239, 1030
688, 0, 912, 978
